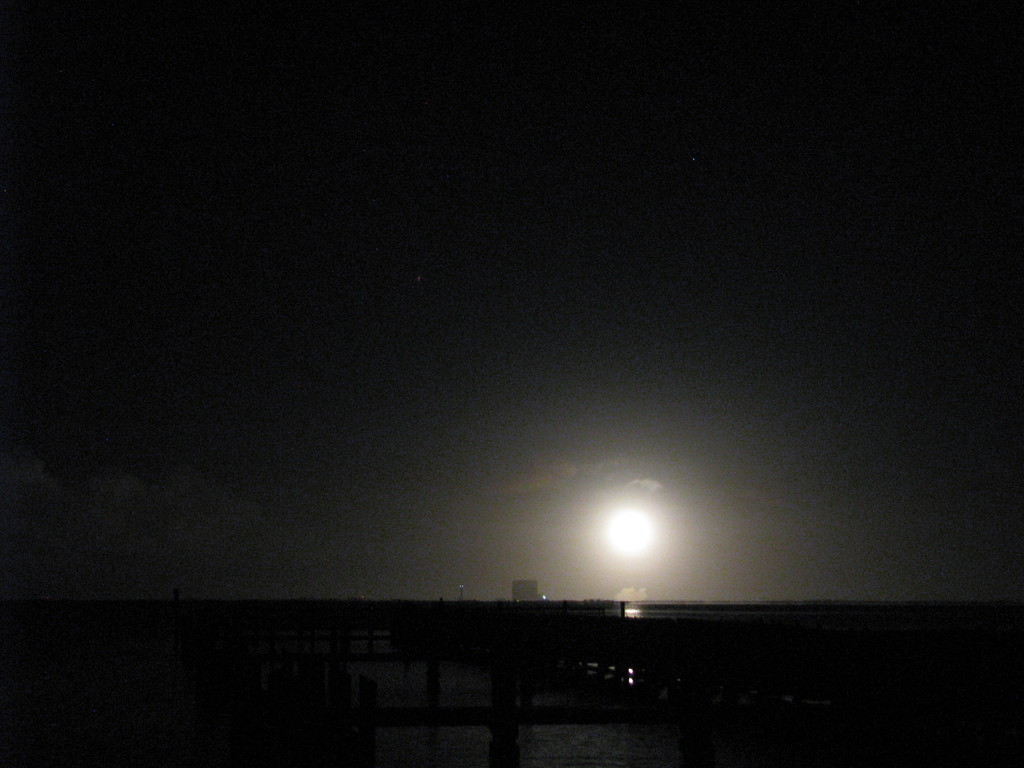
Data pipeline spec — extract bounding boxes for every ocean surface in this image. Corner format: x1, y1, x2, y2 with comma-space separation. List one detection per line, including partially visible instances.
3, 601, 1021, 767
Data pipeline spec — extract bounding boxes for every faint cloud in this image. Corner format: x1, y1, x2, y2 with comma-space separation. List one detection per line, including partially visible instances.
625, 478, 663, 495
615, 586, 648, 601
494, 458, 666, 502
498, 460, 579, 496
0, 450, 61, 494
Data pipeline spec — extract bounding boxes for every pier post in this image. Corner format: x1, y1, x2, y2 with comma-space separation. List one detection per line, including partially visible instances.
489, 659, 520, 768
357, 675, 377, 768
672, 681, 715, 768
519, 665, 534, 710
173, 588, 181, 652
329, 663, 351, 709
427, 657, 440, 707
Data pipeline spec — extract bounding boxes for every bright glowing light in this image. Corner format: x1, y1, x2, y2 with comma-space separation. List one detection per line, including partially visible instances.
607, 509, 654, 555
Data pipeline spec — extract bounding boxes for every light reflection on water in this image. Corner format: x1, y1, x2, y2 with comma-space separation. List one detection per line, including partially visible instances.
374, 718, 844, 768
623, 601, 1024, 630
520, 723, 680, 768
376, 723, 682, 768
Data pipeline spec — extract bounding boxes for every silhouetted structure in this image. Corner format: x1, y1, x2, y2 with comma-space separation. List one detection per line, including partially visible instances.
511, 580, 538, 601
178, 600, 1024, 767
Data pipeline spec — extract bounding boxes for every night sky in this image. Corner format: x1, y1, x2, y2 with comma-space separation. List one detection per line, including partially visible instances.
4, 2, 1022, 601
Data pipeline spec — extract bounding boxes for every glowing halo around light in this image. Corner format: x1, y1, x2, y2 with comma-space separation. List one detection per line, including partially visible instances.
606, 508, 654, 556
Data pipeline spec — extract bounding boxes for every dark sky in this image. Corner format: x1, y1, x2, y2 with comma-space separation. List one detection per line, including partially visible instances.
4, 2, 1022, 600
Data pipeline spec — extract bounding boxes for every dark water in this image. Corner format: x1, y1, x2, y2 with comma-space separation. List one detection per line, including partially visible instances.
630, 601, 1024, 631
3, 601, 1022, 766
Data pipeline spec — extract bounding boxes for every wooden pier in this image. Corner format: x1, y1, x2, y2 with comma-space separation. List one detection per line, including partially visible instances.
177, 599, 1024, 766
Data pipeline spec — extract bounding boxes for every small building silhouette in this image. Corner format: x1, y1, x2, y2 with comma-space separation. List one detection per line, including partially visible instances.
512, 579, 539, 601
